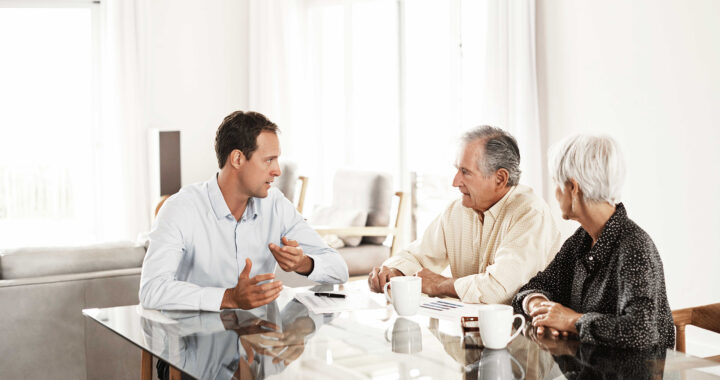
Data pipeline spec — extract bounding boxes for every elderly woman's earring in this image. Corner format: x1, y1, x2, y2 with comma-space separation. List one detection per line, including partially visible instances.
571, 195, 577, 212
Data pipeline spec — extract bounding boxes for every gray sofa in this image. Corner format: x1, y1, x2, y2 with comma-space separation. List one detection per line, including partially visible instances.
0, 242, 151, 380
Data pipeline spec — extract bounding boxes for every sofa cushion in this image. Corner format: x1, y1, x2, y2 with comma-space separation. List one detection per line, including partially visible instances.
0, 241, 146, 280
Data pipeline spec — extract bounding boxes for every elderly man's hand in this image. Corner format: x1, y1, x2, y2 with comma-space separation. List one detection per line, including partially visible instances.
530, 300, 582, 335
414, 268, 458, 298
269, 236, 314, 275
368, 266, 404, 293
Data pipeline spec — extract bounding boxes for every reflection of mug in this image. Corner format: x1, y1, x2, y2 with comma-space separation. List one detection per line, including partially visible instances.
465, 348, 524, 380
383, 276, 421, 316
477, 305, 525, 349
385, 318, 422, 354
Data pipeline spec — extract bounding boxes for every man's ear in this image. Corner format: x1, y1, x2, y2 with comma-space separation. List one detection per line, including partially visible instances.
495, 168, 510, 188
229, 149, 246, 169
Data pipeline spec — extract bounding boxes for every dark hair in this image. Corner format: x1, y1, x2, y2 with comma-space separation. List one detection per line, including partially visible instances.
214, 111, 279, 168
462, 126, 521, 186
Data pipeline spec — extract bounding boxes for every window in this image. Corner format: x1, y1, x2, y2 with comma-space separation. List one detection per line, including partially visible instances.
0, 2, 101, 247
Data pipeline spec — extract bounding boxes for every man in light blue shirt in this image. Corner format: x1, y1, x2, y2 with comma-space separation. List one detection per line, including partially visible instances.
140, 111, 349, 311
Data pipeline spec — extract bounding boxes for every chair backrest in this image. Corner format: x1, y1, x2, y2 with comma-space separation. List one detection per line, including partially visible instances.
274, 162, 309, 213
332, 170, 394, 245
672, 302, 720, 357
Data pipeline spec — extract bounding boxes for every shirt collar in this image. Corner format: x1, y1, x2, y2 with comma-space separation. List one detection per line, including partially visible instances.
584, 202, 628, 269
207, 174, 259, 221
484, 185, 517, 220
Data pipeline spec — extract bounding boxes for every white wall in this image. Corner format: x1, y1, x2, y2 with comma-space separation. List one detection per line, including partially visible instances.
145, 0, 250, 186
537, 0, 720, 352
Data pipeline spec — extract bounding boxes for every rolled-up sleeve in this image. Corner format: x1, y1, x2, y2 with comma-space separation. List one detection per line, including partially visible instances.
454, 209, 560, 304
382, 211, 449, 276
139, 201, 226, 311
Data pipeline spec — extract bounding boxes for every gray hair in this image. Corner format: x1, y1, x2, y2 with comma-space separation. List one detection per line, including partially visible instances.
548, 134, 626, 204
461, 126, 521, 187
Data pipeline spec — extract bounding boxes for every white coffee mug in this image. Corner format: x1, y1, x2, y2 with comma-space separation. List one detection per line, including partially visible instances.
477, 304, 525, 349
383, 276, 422, 316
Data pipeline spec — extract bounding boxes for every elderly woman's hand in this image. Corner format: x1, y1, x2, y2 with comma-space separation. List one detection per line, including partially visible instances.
529, 300, 582, 335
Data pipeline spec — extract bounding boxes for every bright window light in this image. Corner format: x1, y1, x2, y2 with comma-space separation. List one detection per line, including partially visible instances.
0, 6, 98, 247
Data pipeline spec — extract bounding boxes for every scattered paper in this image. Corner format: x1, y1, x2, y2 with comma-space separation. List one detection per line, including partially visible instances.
294, 289, 385, 314
417, 296, 480, 321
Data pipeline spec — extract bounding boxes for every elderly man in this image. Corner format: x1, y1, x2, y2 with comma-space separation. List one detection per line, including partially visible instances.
369, 126, 562, 304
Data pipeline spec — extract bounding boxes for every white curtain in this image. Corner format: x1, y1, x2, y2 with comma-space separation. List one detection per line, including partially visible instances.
469, 0, 544, 197
98, 0, 150, 240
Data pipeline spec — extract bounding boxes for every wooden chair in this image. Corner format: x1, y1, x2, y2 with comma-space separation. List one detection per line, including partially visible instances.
672, 302, 720, 362
275, 161, 309, 213
314, 190, 406, 257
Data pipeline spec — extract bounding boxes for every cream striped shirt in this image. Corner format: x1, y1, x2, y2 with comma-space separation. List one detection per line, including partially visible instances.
383, 185, 563, 304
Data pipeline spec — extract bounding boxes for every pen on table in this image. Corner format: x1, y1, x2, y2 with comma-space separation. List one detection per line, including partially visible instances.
314, 292, 346, 298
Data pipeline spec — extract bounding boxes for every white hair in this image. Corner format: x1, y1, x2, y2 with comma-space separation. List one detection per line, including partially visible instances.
548, 134, 626, 204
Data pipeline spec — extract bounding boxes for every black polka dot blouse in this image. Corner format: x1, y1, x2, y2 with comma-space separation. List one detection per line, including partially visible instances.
512, 203, 675, 349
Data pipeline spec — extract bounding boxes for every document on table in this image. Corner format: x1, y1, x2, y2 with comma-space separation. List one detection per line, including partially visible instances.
294, 289, 385, 314
417, 296, 480, 321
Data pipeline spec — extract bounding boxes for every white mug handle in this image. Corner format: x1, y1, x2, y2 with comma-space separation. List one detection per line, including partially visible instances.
506, 314, 525, 345
383, 282, 392, 303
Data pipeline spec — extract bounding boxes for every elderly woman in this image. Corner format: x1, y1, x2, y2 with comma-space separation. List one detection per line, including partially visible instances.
512, 134, 674, 349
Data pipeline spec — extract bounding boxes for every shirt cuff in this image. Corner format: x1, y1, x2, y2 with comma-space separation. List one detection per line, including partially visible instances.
453, 275, 481, 303
383, 258, 423, 278
201, 287, 227, 311
522, 293, 549, 314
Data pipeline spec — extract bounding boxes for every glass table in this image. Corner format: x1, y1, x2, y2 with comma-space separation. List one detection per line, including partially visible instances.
83, 282, 720, 380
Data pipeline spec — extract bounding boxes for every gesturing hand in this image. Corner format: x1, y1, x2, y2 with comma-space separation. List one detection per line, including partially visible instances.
221, 258, 283, 310
368, 266, 404, 293
269, 236, 313, 275
529, 300, 582, 335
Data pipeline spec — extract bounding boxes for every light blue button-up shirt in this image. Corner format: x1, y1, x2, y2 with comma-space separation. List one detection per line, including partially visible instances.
139, 175, 349, 311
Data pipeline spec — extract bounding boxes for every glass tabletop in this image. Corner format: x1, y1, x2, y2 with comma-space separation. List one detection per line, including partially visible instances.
83, 282, 720, 380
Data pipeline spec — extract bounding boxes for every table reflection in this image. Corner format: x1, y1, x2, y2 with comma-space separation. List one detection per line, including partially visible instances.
140, 298, 330, 380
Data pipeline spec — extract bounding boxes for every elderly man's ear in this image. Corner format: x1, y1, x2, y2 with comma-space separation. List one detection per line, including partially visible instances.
495, 168, 510, 188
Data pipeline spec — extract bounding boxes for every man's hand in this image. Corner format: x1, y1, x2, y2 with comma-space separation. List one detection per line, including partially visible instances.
221, 258, 283, 309
415, 268, 458, 298
530, 300, 582, 335
269, 236, 313, 275
368, 266, 404, 293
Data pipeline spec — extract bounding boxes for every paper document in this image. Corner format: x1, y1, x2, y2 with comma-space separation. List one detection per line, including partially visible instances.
417, 296, 480, 321
294, 289, 385, 314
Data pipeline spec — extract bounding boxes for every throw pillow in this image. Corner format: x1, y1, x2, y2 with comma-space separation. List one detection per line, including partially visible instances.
310, 206, 368, 247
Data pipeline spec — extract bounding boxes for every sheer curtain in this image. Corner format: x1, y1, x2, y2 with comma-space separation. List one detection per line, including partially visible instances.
248, 0, 399, 214
98, 0, 150, 241
462, 0, 544, 197
247, 0, 543, 223
0, 1, 150, 247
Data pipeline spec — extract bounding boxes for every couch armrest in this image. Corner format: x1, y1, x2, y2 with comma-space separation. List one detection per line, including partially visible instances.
0, 267, 142, 288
